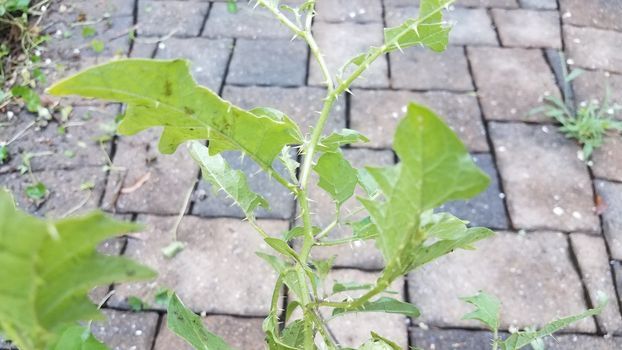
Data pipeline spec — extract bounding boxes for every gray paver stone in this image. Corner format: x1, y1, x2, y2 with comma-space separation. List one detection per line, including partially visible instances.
408, 231, 596, 332
300, 148, 394, 269
154, 316, 265, 350
519, 0, 557, 10
221, 85, 346, 135
492, 9, 561, 48
91, 235, 127, 303
570, 233, 622, 335
203, 2, 294, 39
412, 329, 622, 349
390, 46, 474, 91
564, 25, 622, 74
592, 136, 622, 182
385, 0, 518, 6
50, 0, 134, 18
110, 215, 287, 316
560, 0, 622, 31
131, 41, 156, 58
439, 154, 510, 229
192, 150, 295, 220
572, 70, 622, 113
489, 122, 599, 232
410, 328, 494, 350
227, 38, 308, 87
102, 128, 199, 215
1, 106, 118, 173
385, 6, 499, 46
154, 37, 233, 92
91, 310, 159, 350
350, 89, 489, 152
0, 167, 106, 217
315, 0, 383, 23
595, 180, 622, 261
541, 334, 622, 349
309, 21, 389, 88
138, 1, 208, 37
468, 47, 561, 122
45, 16, 134, 59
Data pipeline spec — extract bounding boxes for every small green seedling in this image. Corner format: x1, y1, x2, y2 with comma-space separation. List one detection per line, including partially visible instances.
462, 291, 607, 350
541, 94, 622, 161
0, 1, 605, 349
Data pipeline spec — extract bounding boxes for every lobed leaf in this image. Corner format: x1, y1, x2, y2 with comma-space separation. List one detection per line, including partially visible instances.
461, 291, 501, 332
384, 0, 452, 53
189, 141, 269, 217
500, 293, 607, 350
167, 293, 236, 350
47, 59, 302, 169
0, 189, 155, 350
359, 103, 490, 268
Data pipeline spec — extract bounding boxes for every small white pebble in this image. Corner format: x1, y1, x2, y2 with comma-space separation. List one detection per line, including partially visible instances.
498, 193, 506, 199
135, 330, 142, 336
542, 125, 549, 133
158, 42, 166, 49
553, 207, 565, 216
572, 211, 582, 219
567, 58, 575, 65
498, 146, 506, 152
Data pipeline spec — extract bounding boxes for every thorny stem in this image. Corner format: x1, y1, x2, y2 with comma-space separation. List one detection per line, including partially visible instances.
252, 0, 455, 347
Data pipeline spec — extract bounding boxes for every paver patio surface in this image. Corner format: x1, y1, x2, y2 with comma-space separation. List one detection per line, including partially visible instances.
2, 0, 622, 349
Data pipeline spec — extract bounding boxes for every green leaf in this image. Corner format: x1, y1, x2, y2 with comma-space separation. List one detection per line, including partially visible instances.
52, 326, 109, 350
384, 0, 452, 53
25, 181, 47, 200
420, 211, 469, 240
167, 293, 236, 350
281, 320, 305, 349
91, 40, 105, 53
264, 237, 300, 262
318, 129, 369, 152
311, 256, 335, 281
162, 241, 186, 259
359, 103, 490, 268
0, 145, 8, 165
332, 297, 420, 318
279, 146, 300, 184
332, 282, 374, 294
154, 288, 173, 307
227, 0, 238, 13
189, 141, 269, 217
348, 216, 378, 240
0, 189, 156, 350
314, 151, 358, 205
47, 59, 302, 170
127, 296, 148, 312
283, 226, 320, 242
357, 332, 402, 350
11, 85, 40, 112
461, 291, 500, 332
500, 293, 608, 350
409, 227, 494, 270
81, 26, 96, 38
256, 252, 288, 275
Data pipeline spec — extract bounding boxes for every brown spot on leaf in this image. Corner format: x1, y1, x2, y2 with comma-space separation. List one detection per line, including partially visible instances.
164, 80, 173, 97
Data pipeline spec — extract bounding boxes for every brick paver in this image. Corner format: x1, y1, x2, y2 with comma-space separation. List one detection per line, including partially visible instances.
3, 0, 622, 348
